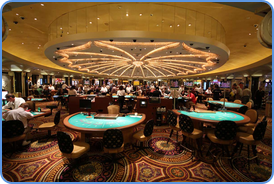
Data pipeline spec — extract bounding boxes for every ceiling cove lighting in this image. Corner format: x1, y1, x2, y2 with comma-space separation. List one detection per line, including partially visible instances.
55, 41, 219, 78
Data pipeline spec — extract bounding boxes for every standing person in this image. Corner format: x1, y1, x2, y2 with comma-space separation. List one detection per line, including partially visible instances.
186, 89, 196, 111
2, 103, 34, 146
68, 86, 77, 95
178, 84, 185, 95
110, 84, 117, 94
43, 86, 51, 100
100, 84, 108, 94
126, 84, 132, 94
152, 87, 161, 97
117, 86, 126, 112
235, 82, 243, 100
254, 87, 264, 109
2, 94, 25, 110
242, 86, 252, 104
205, 87, 212, 94
195, 84, 203, 103
48, 84, 55, 91
212, 84, 221, 100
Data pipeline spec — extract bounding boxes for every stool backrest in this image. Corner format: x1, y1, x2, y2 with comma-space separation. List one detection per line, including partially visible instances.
144, 119, 154, 137
103, 129, 123, 149
57, 131, 73, 153
54, 110, 61, 125
179, 114, 194, 133
167, 110, 177, 126
238, 106, 248, 114
215, 121, 237, 140
253, 117, 267, 141
3, 120, 25, 138
245, 109, 258, 124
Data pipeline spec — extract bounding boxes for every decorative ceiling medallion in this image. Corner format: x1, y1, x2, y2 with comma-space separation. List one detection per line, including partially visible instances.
55, 41, 218, 78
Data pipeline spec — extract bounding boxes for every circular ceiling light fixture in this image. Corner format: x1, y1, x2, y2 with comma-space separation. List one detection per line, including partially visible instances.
133, 61, 143, 67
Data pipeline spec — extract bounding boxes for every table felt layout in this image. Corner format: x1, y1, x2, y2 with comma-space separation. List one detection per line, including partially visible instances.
177, 110, 244, 121
207, 101, 244, 108
31, 98, 45, 101
112, 95, 137, 99
164, 96, 189, 100
68, 113, 142, 129
2, 111, 46, 121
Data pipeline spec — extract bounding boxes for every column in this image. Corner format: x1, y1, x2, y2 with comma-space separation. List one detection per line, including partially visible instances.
8, 71, 15, 93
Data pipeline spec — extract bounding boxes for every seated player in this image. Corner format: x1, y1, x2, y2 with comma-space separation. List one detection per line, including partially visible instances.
2, 94, 25, 110
186, 90, 196, 111
2, 103, 34, 146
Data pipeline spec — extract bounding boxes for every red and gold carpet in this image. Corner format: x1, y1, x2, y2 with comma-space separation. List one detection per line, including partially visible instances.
2, 102, 272, 182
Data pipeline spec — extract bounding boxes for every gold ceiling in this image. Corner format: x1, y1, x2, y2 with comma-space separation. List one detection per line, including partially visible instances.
2, 2, 272, 78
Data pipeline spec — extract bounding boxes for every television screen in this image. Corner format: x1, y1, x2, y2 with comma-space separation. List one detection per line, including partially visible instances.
84, 80, 90, 85
170, 80, 179, 88
185, 82, 193, 87
220, 81, 231, 88
2, 91, 8, 100
140, 100, 147, 107
79, 99, 92, 109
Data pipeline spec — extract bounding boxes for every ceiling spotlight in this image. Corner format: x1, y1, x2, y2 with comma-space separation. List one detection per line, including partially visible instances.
156, 24, 159, 27
89, 21, 92, 24
71, 43, 74, 45
206, 46, 210, 49
177, 24, 180, 27
60, 27, 62, 30
41, 3, 44, 6
9, 29, 11, 31
22, 42, 24, 44
190, 43, 193, 46
67, 32, 69, 34
38, 47, 40, 49
16, 13, 19, 16
188, 23, 192, 26
162, 19, 164, 23
57, 47, 60, 50
139, 13, 142, 16
97, 17, 100, 20
169, 25, 172, 28
126, 13, 129, 16
39, 45, 41, 46
34, 18, 37, 20
150, 14, 153, 16
249, 33, 251, 35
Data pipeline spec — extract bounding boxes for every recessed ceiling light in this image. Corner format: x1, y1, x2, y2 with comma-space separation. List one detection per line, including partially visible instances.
188, 23, 192, 26
16, 13, 19, 16
256, 28, 259, 31
71, 43, 74, 45
150, 14, 153, 16
67, 32, 69, 34
39, 45, 41, 46
139, 13, 142, 16
162, 19, 164, 23
89, 21, 92, 24
60, 27, 62, 30
38, 47, 40, 49
34, 18, 37, 20
169, 25, 172, 28
126, 13, 129, 16
41, 3, 44, 6
97, 17, 100, 20
249, 33, 251, 35
22, 42, 24, 44
9, 29, 11, 31
177, 24, 180, 27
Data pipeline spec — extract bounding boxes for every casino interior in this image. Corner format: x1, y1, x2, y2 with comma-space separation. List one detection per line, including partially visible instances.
1, 2, 273, 182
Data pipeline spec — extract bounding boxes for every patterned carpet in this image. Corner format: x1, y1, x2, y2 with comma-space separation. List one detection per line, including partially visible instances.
2, 102, 272, 182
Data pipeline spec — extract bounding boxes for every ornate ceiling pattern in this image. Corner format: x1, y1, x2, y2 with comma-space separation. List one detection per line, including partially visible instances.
55, 41, 218, 78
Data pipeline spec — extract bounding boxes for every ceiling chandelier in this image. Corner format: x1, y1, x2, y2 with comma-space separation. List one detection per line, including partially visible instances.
55, 41, 218, 78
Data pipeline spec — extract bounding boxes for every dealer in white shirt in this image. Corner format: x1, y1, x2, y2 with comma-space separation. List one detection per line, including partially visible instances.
2, 94, 26, 110
2, 103, 34, 146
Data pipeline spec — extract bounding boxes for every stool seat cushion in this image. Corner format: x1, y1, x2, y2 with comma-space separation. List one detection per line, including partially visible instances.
61, 141, 90, 159
133, 130, 151, 142
207, 129, 235, 145
39, 122, 55, 129
181, 128, 203, 139
236, 132, 260, 145
104, 143, 124, 154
